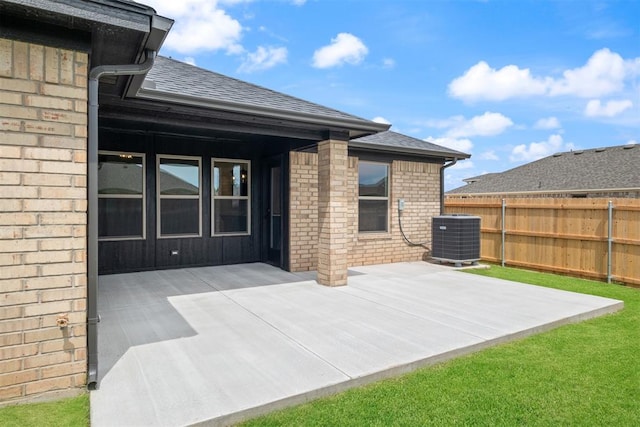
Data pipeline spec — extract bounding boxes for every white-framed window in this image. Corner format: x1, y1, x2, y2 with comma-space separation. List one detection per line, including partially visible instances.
212, 158, 251, 236
358, 161, 389, 233
98, 151, 145, 240
157, 155, 201, 238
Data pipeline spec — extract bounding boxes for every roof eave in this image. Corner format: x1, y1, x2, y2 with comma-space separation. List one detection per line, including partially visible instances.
134, 88, 390, 136
349, 141, 470, 160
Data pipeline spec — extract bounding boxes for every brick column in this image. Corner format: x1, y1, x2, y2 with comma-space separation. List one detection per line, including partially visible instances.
0, 39, 88, 403
317, 139, 348, 286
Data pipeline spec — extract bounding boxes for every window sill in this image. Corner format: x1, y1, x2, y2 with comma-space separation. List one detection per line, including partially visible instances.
357, 232, 392, 241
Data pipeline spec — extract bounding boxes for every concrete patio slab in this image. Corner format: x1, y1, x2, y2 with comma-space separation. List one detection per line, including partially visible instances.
90, 262, 622, 426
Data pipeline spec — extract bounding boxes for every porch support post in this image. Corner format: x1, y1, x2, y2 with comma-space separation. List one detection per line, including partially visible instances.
317, 138, 349, 286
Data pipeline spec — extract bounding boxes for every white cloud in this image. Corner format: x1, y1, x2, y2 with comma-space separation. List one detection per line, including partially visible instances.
549, 49, 628, 97
425, 136, 473, 153
584, 99, 633, 117
238, 46, 287, 73
291, 0, 306, 5
534, 117, 561, 129
183, 57, 196, 66
312, 33, 368, 68
371, 116, 391, 125
510, 134, 575, 162
478, 150, 499, 160
445, 112, 513, 138
145, 0, 244, 55
448, 61, 549, 101
628, 140, 638, 145
449, 48, 639, 101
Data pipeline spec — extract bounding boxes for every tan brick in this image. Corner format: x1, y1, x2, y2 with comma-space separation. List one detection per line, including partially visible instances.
42, 110, 86, 125
25, 376, 73, 395
40, 135, 84, 149
0, 77, 37, 93
23, 301, 71, 317
74, 99, 87, 113
73, 200, 87, 212
39, 160, 85, 175
0, 213, 37, 226
41, 83, 86, 100
12, 41, 28, 79
24, 95, 73, 110
74, 124, 87, 138
0, 306, 22, 321
0, 104, 39, 120
0, 318, 39, 334
44, 47, 59, 83
23, 225, 73, 239
71, 324, 86, 337
40, 286, 85, 303
0, 369, 39, 388
59, 50, 74, 85
39, 238, 84, 251
0, 290, 38, 306
41, 361, 85, 379
0, 118, 21, 132
0, 185, 38, 199
0, 278, 22, 292
73, 250, 85, 263
0, 92, 22, 105
24, 351, 71, 369
24, 327, 66, 344
0, 171, 21, 185
0, 158, 39, 173
0, 385, 23, 401
0, 344, 38, 360
73, 150, 87, 163
72, 373, 86, 387
23, 120, 72, 136
40, 262, 85, 277
72, 298, 86, 312
24, 275, 73, 289
0, 226, 22, 240
23, 199, 72, 212
23, 173, 72, 187
0, 359, 22, 374
39, 212, 85, 225
24, 250, 73, 265
0, 131, 38, 146
0, 239, 38, 253
0, 331, 23, 347
24, 147, 71, 161
0, 39, 11, 77
40, 187, 86, 200
40, 336, 84, 354
29, 44, 44, 81
73, 347, 86, 362
72, 226, 86, 237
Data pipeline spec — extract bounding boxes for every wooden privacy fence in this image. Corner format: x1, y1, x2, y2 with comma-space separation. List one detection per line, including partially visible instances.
444, 197, 640, 286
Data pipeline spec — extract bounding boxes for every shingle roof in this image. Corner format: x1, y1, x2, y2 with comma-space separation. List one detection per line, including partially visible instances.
448, 143, 640, 195
140, 56, 383, 129
350, 131, 470, 159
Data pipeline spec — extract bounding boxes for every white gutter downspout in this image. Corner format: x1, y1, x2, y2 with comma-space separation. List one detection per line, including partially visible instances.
440, 158, 458, 214
87, 50, 156, 388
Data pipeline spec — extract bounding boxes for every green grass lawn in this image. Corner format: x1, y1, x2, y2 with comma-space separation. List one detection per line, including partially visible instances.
0, 394, 88, 427
243, 266, 640, 426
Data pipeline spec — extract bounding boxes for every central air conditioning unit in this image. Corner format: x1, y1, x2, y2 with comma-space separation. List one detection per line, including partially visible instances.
432, 214, 481, 267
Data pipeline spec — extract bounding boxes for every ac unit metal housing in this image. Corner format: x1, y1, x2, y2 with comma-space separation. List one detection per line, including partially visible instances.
432, 215, 481, 267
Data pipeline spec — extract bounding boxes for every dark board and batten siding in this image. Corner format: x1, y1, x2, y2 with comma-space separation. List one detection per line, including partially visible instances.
98, 127, 285, 274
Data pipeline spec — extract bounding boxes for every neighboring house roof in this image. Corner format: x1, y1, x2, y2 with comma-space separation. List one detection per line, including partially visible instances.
137, 56, 388, 136
350, 131, 470, 160
448, 143, 640, 195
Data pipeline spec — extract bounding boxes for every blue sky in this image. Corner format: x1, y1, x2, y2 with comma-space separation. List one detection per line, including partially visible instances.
143, 0, 639, 190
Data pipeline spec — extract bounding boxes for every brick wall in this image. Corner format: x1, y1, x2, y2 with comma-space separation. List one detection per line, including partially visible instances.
0, 38, 88, 403
289, 152, 441, 272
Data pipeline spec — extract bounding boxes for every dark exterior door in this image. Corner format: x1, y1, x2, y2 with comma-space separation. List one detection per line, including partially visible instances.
263, 156, 283, 267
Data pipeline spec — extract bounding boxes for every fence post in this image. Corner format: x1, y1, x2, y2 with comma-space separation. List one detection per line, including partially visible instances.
501, 198, 506, 267
607, 200, 613, 284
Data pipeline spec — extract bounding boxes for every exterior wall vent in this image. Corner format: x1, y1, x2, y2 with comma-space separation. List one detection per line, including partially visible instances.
432, 215, 481, 267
